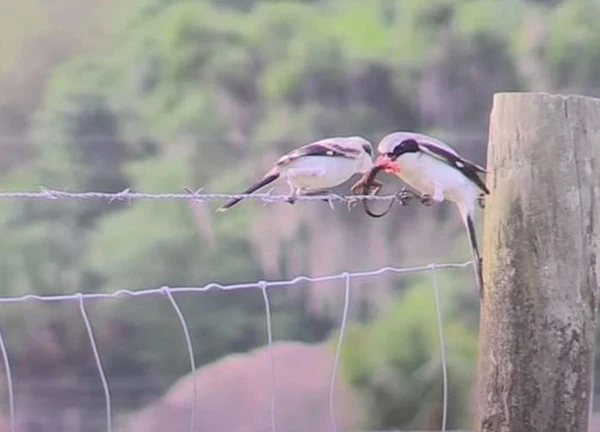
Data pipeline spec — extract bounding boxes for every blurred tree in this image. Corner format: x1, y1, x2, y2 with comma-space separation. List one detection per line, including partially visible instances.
4, 0, 600, 428
340, 277, 478, 430
0, 0, 121, 176
541, 0, 600, 94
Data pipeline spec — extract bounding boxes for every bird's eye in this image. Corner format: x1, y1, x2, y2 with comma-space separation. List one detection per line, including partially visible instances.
389, 147, 402, 159
363, 144, 373, 156
388, 138, 416, 160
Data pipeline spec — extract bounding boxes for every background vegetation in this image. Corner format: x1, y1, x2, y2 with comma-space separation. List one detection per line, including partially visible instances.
1, 0, 599, 430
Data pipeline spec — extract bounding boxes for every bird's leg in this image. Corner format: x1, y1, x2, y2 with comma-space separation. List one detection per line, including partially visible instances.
347, 179, 364, 210
349, 177, 364, 195
347, 178, 383, 210
284, 174, 298, 205
419, 194, 434, 206
284, 168, 327, 205
420, 182, 444, 207
477, 193, 486, 209
348, 175, 382, 195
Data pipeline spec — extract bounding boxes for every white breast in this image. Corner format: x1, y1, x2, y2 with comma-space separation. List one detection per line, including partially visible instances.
280, 156, 364, 190
396, 153, 479, 204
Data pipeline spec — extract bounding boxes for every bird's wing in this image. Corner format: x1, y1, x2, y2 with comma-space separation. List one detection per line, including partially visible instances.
418, 141, 490, 195
275, 139, 360, 166
409, 133, 460, 156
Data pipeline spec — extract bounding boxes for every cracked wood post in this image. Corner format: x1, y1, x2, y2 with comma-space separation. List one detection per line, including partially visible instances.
475, 92, 600, 432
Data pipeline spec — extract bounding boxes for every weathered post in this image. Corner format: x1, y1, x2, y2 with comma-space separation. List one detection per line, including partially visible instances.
475, 92, 600, 432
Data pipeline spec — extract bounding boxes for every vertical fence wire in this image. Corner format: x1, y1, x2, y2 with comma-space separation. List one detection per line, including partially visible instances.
0, 321, 15, 432
162, 287, 197, 432
0, 260, 474, 431
78, 294, 112, 432
260, 282, 277, 432
430, 265, 448, 432
329, 272, 351, 432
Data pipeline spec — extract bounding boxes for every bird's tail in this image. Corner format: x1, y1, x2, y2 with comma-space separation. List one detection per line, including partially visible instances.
461, 210, 484, 299
217, 168, 280, 212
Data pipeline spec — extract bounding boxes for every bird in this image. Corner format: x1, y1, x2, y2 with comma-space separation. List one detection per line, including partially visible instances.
216, 136, 376, 212
373, 131, 489, 298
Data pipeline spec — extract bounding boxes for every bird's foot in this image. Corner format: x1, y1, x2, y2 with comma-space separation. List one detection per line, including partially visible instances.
394, 188, 417, 206
285, 182, 298, 205
419, 194, 435, 207
351, 183, 383, 210
346, 196, 360, 210
350, 178, 382, 195
349, 178, 366, 196
477, 194, 486, 209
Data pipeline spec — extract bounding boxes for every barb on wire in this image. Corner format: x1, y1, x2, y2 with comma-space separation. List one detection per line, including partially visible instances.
39, 186, 60, 200
261, 187, 277, 208
108, 188, 132, 204
260, 282, 277, 432
78, 294, 112, 432
162, 287, 197, 432
183, 187, 205, 204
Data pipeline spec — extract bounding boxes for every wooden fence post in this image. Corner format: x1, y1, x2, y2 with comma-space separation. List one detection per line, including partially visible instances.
475, 92, 600, 432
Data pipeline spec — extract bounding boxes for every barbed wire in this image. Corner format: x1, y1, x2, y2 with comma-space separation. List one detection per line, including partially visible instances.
0, 261, 473, 432
0, 187, 402, 204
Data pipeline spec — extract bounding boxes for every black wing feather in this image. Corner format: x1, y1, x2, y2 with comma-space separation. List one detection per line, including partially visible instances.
419, 142, 490, 195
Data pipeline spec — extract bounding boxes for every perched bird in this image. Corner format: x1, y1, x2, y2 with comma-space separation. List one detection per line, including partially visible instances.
217, 136, 376, 211
373, 131, 489, 298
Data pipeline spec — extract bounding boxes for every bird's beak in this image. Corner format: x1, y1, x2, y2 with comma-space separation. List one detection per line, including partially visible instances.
375, 155, 401, 174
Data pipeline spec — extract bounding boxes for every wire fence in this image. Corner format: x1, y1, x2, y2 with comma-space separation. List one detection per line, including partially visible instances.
0, 189, 476, 432
0, 188, 401, 204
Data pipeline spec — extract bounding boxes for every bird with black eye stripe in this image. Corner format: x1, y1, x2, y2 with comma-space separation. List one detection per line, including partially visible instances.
373, 131, 489, 298
216, 136, 376, 211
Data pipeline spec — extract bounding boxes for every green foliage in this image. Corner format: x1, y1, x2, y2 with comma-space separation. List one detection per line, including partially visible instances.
542, 1, 600, 90
31, 57, 130, 226
3, 0, 600, 426
340, 278, 477, 430
453, 0, 525, 41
